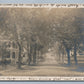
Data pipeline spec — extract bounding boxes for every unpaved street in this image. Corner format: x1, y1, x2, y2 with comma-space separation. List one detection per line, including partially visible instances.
0, 64, 84, 76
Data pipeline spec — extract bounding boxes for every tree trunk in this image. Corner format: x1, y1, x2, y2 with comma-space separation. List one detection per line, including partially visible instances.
74, 43, 78, 65
66, 49, 71, 65
57, 51, 61, 64
28, 44, 32, 65
33, 46, 36, 64
62, 53, 64, 64
28, 54, 31, 65
17, 42, 22, 69
37, 49, 39, 63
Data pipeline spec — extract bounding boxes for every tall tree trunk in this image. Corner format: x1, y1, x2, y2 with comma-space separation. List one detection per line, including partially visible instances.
17, 42, 22, 69
58, 46, 60, 63
33, 46, 36, 64
66, 49, 71, 65
74, 43, 78, 65
37, 50, 39, 63
62, 52, 64, 64
28, 44, 32, 65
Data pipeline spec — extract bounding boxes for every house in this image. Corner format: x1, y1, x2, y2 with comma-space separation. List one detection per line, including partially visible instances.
0, 40, 19, 65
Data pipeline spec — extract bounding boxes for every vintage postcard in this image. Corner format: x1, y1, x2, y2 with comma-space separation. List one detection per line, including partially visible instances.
0, 4, 84, 81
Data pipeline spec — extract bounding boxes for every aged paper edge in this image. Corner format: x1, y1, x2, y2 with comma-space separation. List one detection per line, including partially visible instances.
0, 3, 84, 81
0, 76, 84, 81
0, 4, 83, 8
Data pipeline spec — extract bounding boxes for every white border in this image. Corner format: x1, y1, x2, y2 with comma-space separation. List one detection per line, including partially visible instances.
0, 4, 84, 8
0, 76, 84, 81
0, 4, 84, 81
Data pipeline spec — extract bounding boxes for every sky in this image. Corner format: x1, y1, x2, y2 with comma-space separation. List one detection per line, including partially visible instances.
0, 0, 83, 4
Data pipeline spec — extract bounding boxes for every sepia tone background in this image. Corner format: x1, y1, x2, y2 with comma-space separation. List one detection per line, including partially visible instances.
0, 1, 84, 84
0, 8, 84, 77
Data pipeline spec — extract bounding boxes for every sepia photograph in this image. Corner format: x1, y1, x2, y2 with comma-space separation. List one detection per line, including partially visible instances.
0, 6, 84, 80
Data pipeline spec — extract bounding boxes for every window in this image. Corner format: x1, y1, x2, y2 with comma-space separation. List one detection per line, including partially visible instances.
6, 51, 10, 58
12, 52, 15, 58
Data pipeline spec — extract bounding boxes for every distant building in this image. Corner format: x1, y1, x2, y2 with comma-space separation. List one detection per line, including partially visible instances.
0, 40, 19, 64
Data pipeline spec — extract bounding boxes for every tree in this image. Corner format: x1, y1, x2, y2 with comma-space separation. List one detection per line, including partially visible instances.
0, 8, 84, 67
47, 8, 83, 65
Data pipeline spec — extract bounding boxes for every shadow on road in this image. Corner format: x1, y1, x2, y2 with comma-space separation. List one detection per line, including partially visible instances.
70, 63, 84, 72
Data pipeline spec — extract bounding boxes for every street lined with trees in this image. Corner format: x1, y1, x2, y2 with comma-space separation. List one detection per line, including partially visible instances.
0, 8, 84, 70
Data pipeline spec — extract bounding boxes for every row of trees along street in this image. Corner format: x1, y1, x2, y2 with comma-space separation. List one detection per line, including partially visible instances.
0, 8, 84, 69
